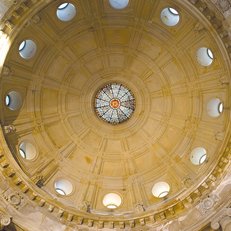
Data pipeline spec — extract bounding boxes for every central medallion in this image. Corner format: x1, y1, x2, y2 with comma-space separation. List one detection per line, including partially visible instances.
95, 83, 135, 124
110, 99, 120, 109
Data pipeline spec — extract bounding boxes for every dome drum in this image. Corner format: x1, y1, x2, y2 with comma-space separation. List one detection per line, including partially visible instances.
0, 0, 230, 230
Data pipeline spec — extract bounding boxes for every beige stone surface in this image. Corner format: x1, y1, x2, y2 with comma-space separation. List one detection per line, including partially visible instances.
0, 0, 230, 230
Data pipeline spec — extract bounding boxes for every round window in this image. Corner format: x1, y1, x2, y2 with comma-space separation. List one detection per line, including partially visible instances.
54, 179, 73, 196
95, 83, 135, 124
160, 7, 180, 26
152, 182, 170, 198
56, 3, 76, 22
103, 193, 122, 209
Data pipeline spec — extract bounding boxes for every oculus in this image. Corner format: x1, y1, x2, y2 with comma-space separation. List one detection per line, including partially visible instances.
207, 98, 223, 118
95, 83, 135, 124
161, 7, 180, 26
54, 179, 73, 196
19, 141, 37, 160
56, 3, 76, 22
103, 193, 122, 209
152, 182, 170, 198
19, 40, 37, 59
190, 147, 207, 165
196, 47, 214, 66
5, 91, 22, 111
109, 0, 129, 9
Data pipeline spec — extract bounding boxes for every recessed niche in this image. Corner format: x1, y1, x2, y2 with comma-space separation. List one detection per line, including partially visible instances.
160, 7, 180, 27
5, 91, 22, 111
196, 47, 214, 66
19, 40, 37, 59
103, 193, 122, 209
109, 0, 129, 9
19, 141, 37, 160
54, 179, 73, 196
152, 182, 170, 198
207, 98, 223, 118
56, 3, 76, 22
190, 147, 207, 165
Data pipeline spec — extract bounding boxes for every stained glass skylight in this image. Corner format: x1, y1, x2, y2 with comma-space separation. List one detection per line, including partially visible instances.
95, 83, 135, 124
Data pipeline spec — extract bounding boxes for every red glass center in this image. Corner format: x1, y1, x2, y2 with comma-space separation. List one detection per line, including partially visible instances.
110, 99, 120, 109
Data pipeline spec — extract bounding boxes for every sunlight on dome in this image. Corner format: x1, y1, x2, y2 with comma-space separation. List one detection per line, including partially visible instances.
19, 40, 37, 59
56, 3, 76, 22
19, 141, 37, 160
152, 182, 170, 198
109, 0, 129, 9
103, 193, 122, 209
190, 147, 207, 165
196, 47, 214, 66
207, 98, 223, 118
5, 91, 22, 111
161, 7, 180, 26
54, 179, 73, 196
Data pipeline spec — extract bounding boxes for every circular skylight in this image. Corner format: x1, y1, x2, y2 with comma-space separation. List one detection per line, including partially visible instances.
196, 47, 214, 66
56, 3, 76, 22
190, 147, 207, 165
207, 98, 223, 117
103, 193, 122, 209
95, 83, 135, 124
5, 91, 22, 111
19, 141, 37, 160
109, 0, 129, 9
160, 7, 180, 26
54, 179, 73, 196
19, 40, 37, 59
152, 182, 170, 198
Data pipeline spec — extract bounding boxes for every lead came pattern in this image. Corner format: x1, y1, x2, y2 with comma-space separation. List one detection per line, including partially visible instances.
95, 83, 135, 124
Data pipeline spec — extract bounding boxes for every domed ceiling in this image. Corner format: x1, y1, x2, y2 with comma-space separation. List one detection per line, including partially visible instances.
0, 0, 230, 230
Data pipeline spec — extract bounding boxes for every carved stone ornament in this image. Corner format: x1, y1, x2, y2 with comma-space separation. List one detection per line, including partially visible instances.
218, 0, 231, 12
8, 193, 22, 206
0, 212, 11, 229
3, 125, 16, 134
31, 15, 41, 24
183, 177, 193, 188
2, 66, 12, 76
198, 196, 217, 215
135, 203, 146, 213
80, 201, 91, 213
